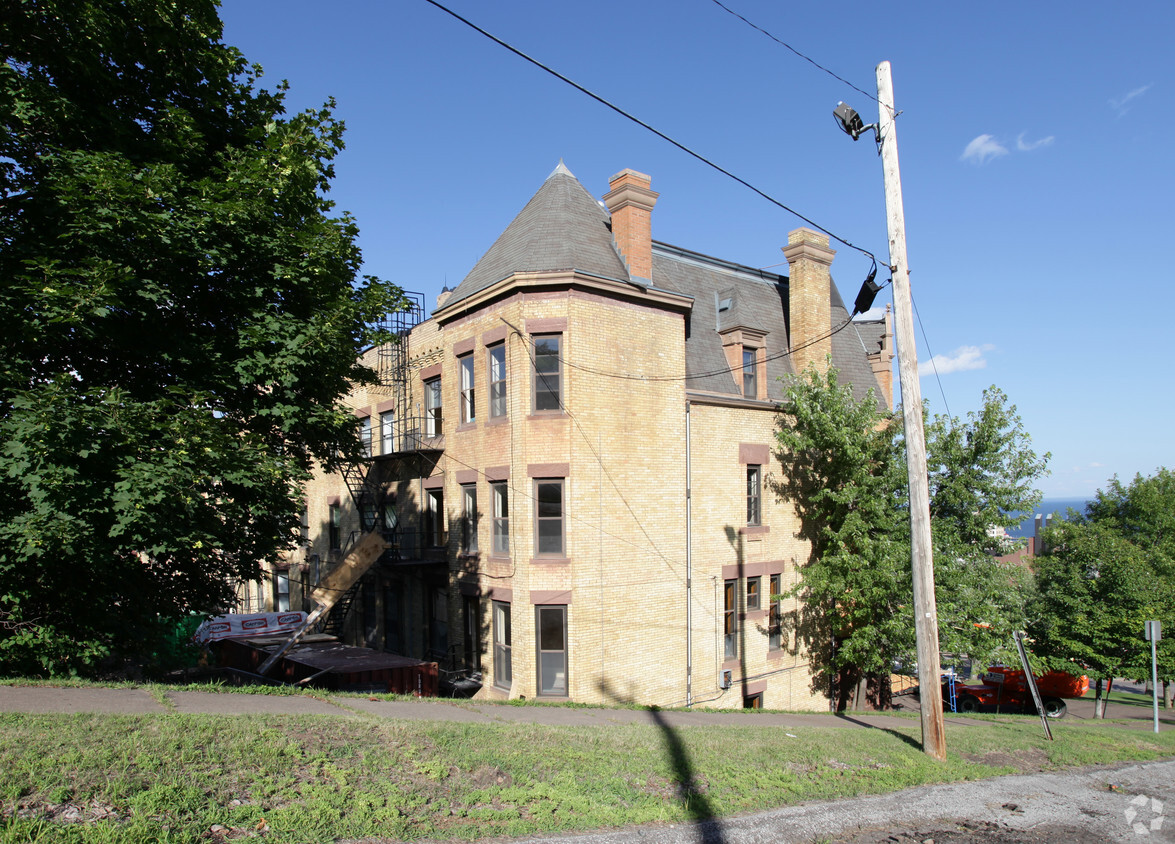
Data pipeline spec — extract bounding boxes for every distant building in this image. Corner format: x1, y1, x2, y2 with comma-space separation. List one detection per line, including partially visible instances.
251, 163, 890, 709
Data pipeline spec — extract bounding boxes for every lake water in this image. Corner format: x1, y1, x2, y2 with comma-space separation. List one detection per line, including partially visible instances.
1005, 497, 1090, 538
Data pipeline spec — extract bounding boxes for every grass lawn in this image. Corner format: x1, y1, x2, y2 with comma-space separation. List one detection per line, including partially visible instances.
2, 688, 1174, 843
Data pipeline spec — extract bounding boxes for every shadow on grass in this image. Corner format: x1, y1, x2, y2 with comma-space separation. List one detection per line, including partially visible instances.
833, 713, 922, 750
598, 681, 726, 843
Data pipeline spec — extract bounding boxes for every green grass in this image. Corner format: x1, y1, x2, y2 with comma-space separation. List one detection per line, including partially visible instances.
2, 703, 1174, 843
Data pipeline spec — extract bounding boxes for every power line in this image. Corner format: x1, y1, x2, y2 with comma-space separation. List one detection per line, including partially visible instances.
502, 313, 859, 384
707, 0, 880, 105
910, 292, 951, 419
420, 0, 878, 265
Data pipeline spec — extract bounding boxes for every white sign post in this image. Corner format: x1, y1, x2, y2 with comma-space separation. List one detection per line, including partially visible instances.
1146, 620, 1162, 734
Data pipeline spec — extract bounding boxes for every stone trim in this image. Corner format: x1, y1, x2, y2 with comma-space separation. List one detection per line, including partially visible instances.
452, 336, 475, 357
739, 525, 770, 537
375, 398, 396, 413
482, 326, 508, 346
419, 362, 442, 381
455, 469, 478, 485
422, 475, 444, 490
484, 465, 510, 481
489, 586, 513, 603
352, 407, 370, 419
528, 462, 569, 478
526, 317, 567, 334
530, 590, 572, 605
739, 443, 770, 465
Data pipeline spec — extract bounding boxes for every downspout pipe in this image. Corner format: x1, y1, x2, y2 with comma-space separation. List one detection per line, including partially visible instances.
685, 399, 693, 707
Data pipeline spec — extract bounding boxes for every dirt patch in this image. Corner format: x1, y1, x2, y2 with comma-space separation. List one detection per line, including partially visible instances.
469, 765, 513, 788
961, 747, 1050, 772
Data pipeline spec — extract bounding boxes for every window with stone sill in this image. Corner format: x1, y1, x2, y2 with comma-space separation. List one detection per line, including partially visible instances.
459, 353, 476, 424
532, 334, 562, 412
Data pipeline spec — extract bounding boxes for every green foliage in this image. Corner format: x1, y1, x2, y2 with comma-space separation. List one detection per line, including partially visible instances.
1030, 468, 1175, 685
775, 369, 1048, 704
0, 0, 404, 674
774, 367, 909, 693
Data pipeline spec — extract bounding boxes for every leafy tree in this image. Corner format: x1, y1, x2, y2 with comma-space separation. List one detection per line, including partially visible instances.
1029, 468, 1175, 715
773, 366, 909, 709
774, 370, 1048, 709
1030, 519, 1159, 717
923, 388, 1047, 667
0, 0, 402, 674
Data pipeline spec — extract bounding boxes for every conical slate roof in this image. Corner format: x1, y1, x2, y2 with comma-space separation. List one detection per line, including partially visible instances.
444, 162, 629, 308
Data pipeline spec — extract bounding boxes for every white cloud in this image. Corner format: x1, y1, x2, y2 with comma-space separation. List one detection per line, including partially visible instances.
960, 134, 1008, 165
1016, 132, 1054, 151
1110, 84, 1152, 116
919, 344, 994, 376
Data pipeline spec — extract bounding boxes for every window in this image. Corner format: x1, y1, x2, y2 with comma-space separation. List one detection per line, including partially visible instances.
274, 570, 290, 612
462, 484, 478, 553
424, 377, 442, 437
532, 334, 561, 411
459, 354, 476, 423
488, 343, 507, 418
309, 554, 320, 588
744, 693, 763, 709
747, 465, 761, 526
769, 573, 783, 651
363, 583, 379, 646
429, 584, 448, 658
493, 601, 512, 689
746, 576, 761, 612
360, 499, 378, 533
360, 415, 373, 457
464, 596, 482, 672
536, 605, 568, 696
535, 479, 564, 556
299, 506, 309, 545
724, 579, 738, 659
328, 503, 341, 550
380, 410, 395, 454
426, 488, 445, 547
384, 585, 404, 654
491, 482, 509, 554
742, 347, 757, 398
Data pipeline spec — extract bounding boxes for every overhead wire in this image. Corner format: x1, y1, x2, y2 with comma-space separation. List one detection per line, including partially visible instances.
911, 292, 951, 419
420, 0, 879, 266
707, 0, 880, 105
503, 312, 862, 385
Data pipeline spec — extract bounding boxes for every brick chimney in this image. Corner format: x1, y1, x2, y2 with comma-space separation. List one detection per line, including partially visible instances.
868, 305, 895, 410
603, 169, 658, 282
782, 227, 836, 376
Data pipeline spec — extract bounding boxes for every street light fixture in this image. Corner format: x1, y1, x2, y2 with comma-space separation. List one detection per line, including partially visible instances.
833, 101, 878, 143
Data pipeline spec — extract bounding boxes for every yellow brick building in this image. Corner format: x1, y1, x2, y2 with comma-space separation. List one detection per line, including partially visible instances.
263, 162, 892, 710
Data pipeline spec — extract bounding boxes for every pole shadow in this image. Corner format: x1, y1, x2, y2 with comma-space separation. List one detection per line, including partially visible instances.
833, 713, 922, 750
598, 680, 726, 843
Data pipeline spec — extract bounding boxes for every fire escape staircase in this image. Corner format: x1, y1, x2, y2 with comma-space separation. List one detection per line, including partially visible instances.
257, 295, 428, 675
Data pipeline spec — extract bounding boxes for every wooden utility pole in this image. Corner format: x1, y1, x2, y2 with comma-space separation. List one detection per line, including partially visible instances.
876, 60, 947, 760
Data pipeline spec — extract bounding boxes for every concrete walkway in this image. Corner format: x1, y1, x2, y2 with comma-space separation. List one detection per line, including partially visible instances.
1, 682, 1169, 729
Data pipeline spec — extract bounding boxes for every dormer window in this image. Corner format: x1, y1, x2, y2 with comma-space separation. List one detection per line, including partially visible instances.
742, 348, 757, 398
720, 326, 768, 401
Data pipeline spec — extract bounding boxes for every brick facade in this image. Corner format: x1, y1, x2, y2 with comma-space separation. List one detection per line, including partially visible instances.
248, 164, 888, 712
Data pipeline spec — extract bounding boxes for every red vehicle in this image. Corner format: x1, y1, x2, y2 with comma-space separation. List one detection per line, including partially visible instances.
945, 666, 1089, 718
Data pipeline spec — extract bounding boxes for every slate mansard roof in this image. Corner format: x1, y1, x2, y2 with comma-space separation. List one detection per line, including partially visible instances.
442, 163, 885, 407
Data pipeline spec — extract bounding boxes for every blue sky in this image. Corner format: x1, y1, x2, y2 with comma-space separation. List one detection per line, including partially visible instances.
220, 0, 1172, 498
